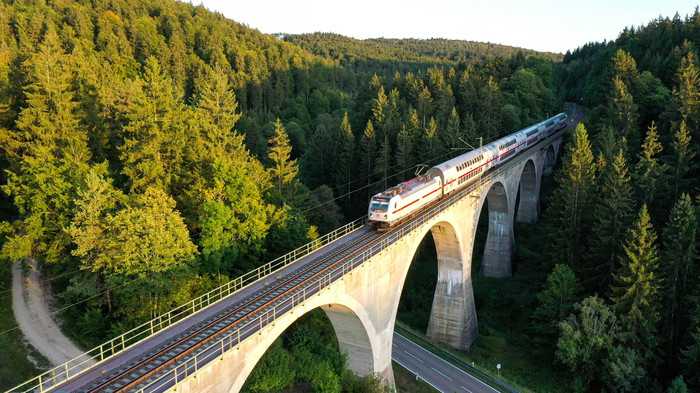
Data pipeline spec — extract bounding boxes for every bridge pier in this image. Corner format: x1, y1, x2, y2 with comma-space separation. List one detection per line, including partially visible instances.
480, 183, 514, 277
426, 257, 478, 350
150, 137, 566, 393
516, 160, 539, 223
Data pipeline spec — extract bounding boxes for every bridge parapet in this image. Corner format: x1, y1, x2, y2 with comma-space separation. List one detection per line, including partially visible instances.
7, 129, 567, 393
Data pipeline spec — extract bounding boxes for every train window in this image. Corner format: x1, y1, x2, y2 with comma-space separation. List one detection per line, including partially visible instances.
370, 200, 389, 212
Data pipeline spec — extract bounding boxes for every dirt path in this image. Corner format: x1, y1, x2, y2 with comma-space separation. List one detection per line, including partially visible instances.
11, 259, 91, 368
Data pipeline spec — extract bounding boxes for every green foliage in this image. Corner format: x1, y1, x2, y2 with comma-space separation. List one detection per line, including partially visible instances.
556, 296, 628, 391
611, 205, 662, 364
246, 341, 296, 392
667, 376, 689, 393
665, 120, 695, 203
0, 0, 566, 387
119, 57, 186, 193
660, 194, 698, 372
531, 264, 581, 349
584, 149, 634, 294
546, 123, 596, 273
333, 113, 355, 208
267, 118, 299, 206
634, 122, 666, 209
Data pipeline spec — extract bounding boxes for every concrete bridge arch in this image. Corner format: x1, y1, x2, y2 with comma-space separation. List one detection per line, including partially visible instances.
159, 134, 566, 393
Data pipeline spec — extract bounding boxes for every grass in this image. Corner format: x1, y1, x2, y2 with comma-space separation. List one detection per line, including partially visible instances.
396, 190, 570, 392
393, 361, 439, 393
0, 264, 51, 391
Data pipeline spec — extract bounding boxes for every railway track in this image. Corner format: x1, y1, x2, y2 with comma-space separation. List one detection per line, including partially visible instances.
72, 226, 391, 393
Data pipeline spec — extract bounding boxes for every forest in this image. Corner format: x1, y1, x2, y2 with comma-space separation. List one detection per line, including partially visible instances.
0, 0, 697, 391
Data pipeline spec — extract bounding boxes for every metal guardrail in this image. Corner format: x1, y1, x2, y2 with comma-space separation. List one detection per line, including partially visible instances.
125, 132, 565, 393
7, 130, 565, 393
394, 326, 519, 393
5, 217, 366, 393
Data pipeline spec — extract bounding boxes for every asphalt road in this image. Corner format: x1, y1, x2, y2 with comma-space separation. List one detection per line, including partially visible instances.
392, 332, 500, 393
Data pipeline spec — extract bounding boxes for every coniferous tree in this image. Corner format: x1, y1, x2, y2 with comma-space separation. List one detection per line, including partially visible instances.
670, 52, 700, 137
333, 113, 354, 208
417, 86, 433, 129
665, 120, 695, 203
660, 194, 698, 371
634, 122, 666, 210
360, 120, 376, 199
268, 118, 298, 206
1, 27, 92, 265
479, 76, 502, 142
300, 123, 335, 190
532, 264, 581, 350
372, 85, 388, 138
420, 117, 440, 165
442, 107, 461, 154
612, 204, 662, 364
120, 57, 186, 193
584, 149, 634, 295
375, 134, 392, 191
546, 123, 596, 273
611, 49, 640, 97
395, 126, 414, 182
607, 75, 639, 155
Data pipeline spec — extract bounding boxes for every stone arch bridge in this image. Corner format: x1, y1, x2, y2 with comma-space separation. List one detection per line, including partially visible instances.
158, 134, 564, 392
16, 130, 566, 393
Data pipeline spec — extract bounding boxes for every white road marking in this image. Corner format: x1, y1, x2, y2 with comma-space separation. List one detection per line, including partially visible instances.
395, 332, 500, 392
392, 358, 447, 393
404, 350, 424, 363
431, 367, 453, 381
461, 386, 473, 393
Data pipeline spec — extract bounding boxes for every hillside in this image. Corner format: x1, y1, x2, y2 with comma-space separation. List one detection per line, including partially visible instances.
0, 0, 563, 390
549, 7, 700, 393
285, 32, 562, 70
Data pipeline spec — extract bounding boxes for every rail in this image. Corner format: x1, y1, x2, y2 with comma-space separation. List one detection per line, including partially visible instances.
126, 130, 566, 393
5, 216, 366, 393
7, 129, 565, 393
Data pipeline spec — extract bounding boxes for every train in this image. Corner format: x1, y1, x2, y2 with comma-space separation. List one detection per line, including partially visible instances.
367, 113, 568, 229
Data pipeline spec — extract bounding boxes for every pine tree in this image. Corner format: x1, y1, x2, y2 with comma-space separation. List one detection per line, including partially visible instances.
375, 134, 391, 191
119, 56, 186, 193
671, 52, 700, 134
607, 75, 639, 155
333, 113, 354, 208
419, 117, 440, 165
665, 120, 695, 204
612, 204, 662, 363
442, 107, 461, 154
1, 27, 92, 265
300, 123, 335, 190
479, 76, 502, 141
584, 149, 634, 295
372, 85, 388, 138
611, 49, 640, 97
546, 123, 596, 273
634, 122, 666, 209
361, 120, 376, 199
268, 118, 298, 206
660, 194, 697, 371
395, 126, 414, 182
417, 86, 433, 129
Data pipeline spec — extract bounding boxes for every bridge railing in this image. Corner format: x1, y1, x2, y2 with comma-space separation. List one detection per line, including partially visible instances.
8, 129, 566, 393
6, 217, 366, 393
130, 131, 567, 393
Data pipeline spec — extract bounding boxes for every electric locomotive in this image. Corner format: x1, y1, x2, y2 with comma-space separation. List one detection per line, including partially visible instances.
367, 113, 568, 229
